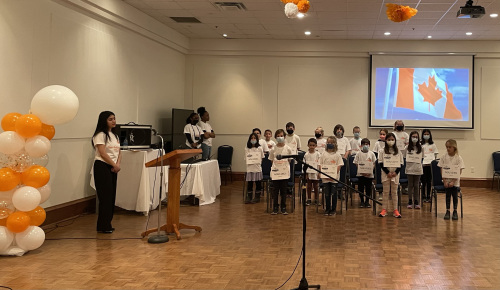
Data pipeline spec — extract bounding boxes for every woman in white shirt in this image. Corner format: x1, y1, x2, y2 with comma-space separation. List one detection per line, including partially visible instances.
197, 107, 215, 160
92, 111, 121, 234
184, 113, 203, 149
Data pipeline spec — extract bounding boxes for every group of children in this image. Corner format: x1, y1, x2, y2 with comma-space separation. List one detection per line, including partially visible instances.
244, 120, 465, 220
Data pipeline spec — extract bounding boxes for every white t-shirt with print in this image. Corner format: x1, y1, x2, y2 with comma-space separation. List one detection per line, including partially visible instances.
93, 132, 120, 164
245, 146, 265, 173
378, 148, 404, 183
353, 151, 377, 178
316, 138, 327, 154
335, 136, 351, 156
285, 134, 301, 155
319, 151, 344, 183
198, 120, 213, 146
184, 123, 203, 148
438, 153, 465, 187
422, 143, 439, 165
349, 138, 361, 156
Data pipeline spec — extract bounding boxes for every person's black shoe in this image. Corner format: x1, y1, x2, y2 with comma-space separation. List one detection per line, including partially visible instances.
365, 202, 371, 208
281, 208, 288, 215
452, 210, 458, 220
98, 228, 115, 234
444, 210, 450, 220
271, 208, 279, 215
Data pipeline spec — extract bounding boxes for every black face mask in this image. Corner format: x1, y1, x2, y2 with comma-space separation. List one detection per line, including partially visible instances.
315, 133, 322, 138
287, 129, 294, 135
396, 125, 404, 131
326, 144, 335, 150
191, 120, 198, 125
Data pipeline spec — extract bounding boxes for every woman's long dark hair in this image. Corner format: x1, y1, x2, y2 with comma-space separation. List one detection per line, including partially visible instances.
384, 132, 399, 155
420, 129, 434, 145
407, 131, 422, 154
247, 133, 261, 149
92, 111, 118, 146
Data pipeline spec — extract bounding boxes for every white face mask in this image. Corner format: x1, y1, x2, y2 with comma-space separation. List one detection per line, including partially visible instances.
386, 140, 395, 147
276, 137, 285, 143
411, 138, 418, 144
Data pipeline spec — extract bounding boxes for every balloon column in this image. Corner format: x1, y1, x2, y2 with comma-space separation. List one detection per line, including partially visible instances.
0, 85, 79, 256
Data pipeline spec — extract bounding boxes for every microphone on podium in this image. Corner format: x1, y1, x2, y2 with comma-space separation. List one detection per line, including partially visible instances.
276, 154, 302, 160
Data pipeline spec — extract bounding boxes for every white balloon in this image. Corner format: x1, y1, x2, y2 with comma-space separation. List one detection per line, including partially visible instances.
0, 246, 26, 256
284, 3, 299, 18
12, 186, 41, 212
0, 226, 14, 252
0, 131, 25, 155
15, 226, 45, 251
31, 85, 79, 125
32, 154, 49, 167
25, 136, 51, 158
38, 184, 51, 204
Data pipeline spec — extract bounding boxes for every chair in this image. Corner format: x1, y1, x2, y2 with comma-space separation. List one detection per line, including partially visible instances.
346, 155, 359, 209
430, 160, 463, 218
217, 145, 233, 185
492, 152, 500, 191
267, 160, 296, 213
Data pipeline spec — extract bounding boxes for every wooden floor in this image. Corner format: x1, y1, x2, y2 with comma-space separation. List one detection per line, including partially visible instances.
1, 183, 500, 289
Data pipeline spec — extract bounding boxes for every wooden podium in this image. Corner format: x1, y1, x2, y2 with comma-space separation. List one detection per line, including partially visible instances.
141, 149, 202, 240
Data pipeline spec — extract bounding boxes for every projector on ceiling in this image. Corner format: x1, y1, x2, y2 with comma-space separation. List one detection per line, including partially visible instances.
457, 0, 485, 18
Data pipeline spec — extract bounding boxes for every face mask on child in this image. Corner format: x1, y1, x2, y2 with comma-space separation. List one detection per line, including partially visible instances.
361, 145, 369, 152
251, 140, 257, 145
315, 133, 322, 138
276, 137, 285, 143
336, 132, 343, 138
286, 129, 294, 135
354, 132, 360, 139
423, 135, 430, 140
326, 144, 335, 150
386, 140, 395, 146
411, 138, 418, 144
396, 125, 404, 131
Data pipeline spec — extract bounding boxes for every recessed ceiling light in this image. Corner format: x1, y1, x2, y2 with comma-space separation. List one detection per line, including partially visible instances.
304, 31, 311, 35
490, 13, 499, 18
297, 13, 305, 18
384, 32, 391, 36
222, 34, 228, 37
466, 32, 472, 35
427, 35, 432, 39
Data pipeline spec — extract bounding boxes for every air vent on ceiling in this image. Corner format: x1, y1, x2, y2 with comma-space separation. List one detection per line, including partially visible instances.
213, 2, 247, 12
170, 17, 201, 23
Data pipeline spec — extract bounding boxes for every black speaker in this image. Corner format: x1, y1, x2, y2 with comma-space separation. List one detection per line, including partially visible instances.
116, 123, 152, 149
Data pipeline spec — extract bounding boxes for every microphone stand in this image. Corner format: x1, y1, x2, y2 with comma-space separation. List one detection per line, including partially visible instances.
148, 133, 169, 244
290, 156, 381, 290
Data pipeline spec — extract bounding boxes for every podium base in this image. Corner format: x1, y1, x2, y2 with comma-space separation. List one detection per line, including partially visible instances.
148, 232, 169, 243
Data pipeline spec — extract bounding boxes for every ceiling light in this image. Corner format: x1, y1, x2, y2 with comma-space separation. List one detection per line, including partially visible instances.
466, 32, 473, 35
490, 13, 498, 18
297, 13, 305, 18
427, 35, 432, 39
384, 32, 391, 36
304, 31, 311, 35
222, 34, 228, 37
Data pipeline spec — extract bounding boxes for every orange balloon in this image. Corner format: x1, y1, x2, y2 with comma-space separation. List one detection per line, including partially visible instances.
6, 211, 30, 233
39, 123, 55, 140
15, 114, 42, 138
1, 112, 22, 131
26, 206, 46, 226
0, 217, 6, 226
21, 165, 50, 188
0, 168, 21, 191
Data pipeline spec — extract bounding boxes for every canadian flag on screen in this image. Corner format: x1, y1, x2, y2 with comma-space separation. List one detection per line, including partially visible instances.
394, 68, 463, 120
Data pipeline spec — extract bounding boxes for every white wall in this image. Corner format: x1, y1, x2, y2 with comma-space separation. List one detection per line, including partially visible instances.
185, 40, 500, 179
0, 0, 187, 207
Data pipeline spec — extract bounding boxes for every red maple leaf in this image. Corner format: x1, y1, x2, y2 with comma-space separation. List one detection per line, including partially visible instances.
417, 75, 443, 111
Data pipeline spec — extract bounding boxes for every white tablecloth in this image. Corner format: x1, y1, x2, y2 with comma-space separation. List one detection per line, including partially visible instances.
175, 160, 221, 206
91, 149, 167, 214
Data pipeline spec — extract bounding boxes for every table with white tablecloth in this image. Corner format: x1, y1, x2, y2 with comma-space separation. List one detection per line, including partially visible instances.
175, 160, 221, 206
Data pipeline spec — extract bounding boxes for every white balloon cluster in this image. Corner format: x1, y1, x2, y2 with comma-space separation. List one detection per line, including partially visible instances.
0, 85, 79, 256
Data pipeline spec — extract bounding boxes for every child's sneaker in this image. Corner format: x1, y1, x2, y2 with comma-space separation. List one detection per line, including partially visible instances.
393, 209, 402, 218
329, 211, 336, 216
414, 204, 421, 209
379, 209, 387, 217
271, 208, 279, 215
407, 204, 413, 209
378, 195, 383, 201
365, 202, 371, 208
452, 210, 458, 220
359, 203, 364, 208
306, 200, 311, 206
324, 210, 329, 216
281, 208, 288, 215
444, 210, 450, 220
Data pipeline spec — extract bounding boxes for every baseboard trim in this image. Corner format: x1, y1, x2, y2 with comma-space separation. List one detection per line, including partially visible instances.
227, 172, 495, 188
42, 196, 96, 227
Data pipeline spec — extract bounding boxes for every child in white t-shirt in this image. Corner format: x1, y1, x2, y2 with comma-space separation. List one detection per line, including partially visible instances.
421, 129, 438, 203
285, 122, 301, 154
349, 126, 362, 156
333, 124, 351, 159
244, 133, 265, 204
378, 133, 404, 218
269, 129, 293, 215
438, 139, 465, 220
392, 120, 409, 153
304, 138, 321, 206
253, 128, 268, 153
405, 131, 425, 209
354, 138, 376, 208
264, 129, 276, 152
315, 127, 327, 154
372, 128, 388, 154
320, 136, 344, 216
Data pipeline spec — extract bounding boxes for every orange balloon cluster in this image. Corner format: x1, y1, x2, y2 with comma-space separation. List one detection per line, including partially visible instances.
27, 206, 46, 226
21, 165, 50, 188
280, 0, 310, 13
1, 112, 21, 131
15, 114, 42, 138
6, 211, 30, 233
0, 167, 21, 191
39, 123, 55, 140
386, 3, 418, 22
